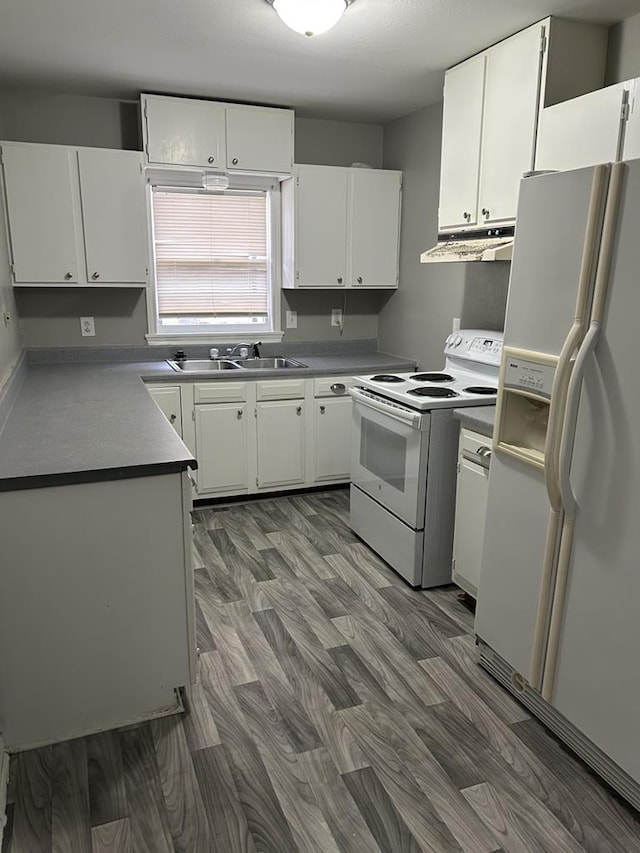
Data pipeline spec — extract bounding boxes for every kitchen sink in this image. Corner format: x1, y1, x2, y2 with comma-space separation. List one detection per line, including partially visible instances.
167, 359, 242, 372
237, 357, 307, 369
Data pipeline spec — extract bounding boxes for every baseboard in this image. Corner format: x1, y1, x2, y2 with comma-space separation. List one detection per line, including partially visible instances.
0, 748, 9, 850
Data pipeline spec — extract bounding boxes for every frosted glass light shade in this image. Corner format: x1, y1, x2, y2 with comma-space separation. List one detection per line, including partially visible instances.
272, 0, 348, 36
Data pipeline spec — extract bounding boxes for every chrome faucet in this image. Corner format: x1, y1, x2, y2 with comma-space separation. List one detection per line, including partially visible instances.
226, 341, 261, 359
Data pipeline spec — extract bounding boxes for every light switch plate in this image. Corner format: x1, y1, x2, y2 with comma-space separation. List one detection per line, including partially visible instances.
452, 317, 461, 332
286, 309, 297, 329
80, 316, 96, 337
331, 308, 343, 327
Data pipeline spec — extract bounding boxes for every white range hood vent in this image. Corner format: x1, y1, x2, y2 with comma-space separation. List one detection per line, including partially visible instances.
421, 227, 515, 263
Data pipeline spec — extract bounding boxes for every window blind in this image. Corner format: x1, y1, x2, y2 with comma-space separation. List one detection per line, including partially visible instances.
152, 189, 269, 318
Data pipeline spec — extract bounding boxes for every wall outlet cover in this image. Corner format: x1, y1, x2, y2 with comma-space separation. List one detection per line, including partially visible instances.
80, 316, 96, 337
452, 317, 461, 332
286, 309, 298, 329
331, 308, 343, 327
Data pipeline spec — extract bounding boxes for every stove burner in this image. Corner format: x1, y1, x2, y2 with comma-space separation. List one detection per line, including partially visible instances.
370, 374, 404, 383
407, 387, 460, 398
464, 386, 497, 395
409, 372, 455, 383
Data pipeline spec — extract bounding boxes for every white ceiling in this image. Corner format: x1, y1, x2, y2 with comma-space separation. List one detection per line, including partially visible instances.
2, 0, 640, 123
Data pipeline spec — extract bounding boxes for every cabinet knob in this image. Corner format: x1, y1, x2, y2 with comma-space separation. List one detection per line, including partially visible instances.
208, 156, 215, 164
169, 413, 177, 423
232, 157, 239, 165
330, 383, 346, 394
482, 208, 490, 218
64, 272, 73, 280
91, 271, 100, 280
320, 405, 326, 414
463, 211, 471, 221
237, 409, 243, 418
357, 276, 363, 284
296, 406, 302, 415
337, 276, 343, 284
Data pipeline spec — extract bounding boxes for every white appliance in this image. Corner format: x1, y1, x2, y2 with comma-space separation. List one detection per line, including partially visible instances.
475, 159, 640, 811
349, 330, 503, 587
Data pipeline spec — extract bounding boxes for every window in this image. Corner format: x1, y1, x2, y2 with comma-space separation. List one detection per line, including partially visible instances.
148, 184, 280, 339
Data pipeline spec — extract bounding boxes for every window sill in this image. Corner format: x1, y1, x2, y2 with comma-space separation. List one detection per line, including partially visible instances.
145, 331, 285, 346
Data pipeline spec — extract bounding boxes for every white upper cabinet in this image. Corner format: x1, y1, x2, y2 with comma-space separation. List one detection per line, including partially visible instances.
142, 94, 294, 174
478, 24, 543, 225
536, 83, 628, 172
438, 17, 608, 232
623, 79, 640, 161
1, 143, 148, 287
293, 165, 349, 287
350, 169, 402, 287
1, 145, 79, 284
78, 149, 147, 284
439, 54, 486, 230
283, 165, 401, 289
144, 95, 226, 168
226, 106, 294, 173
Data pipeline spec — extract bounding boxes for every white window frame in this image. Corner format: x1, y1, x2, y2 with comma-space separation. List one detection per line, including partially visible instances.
145, 169, 283, 344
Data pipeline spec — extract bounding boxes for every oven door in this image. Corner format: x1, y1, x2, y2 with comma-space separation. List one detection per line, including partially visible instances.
350, 387, 430, 529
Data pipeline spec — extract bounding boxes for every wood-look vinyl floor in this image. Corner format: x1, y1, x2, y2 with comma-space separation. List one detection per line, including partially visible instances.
4, 488, 640, 853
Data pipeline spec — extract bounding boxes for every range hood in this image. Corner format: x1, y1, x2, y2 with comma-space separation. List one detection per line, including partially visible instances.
421, 227, 514, 263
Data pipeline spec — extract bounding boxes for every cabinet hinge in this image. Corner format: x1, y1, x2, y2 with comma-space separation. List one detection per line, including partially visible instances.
452, 559, 456, 572
256, 477, 259, 487
296, 271, 299, 281
456, 462, 461, 474
192, 410, 196, 422
254, 408, 257, 418
621, 97, 631, 123
0, 149, 3, 166
143, 102, 147, 118
540, 32, 547, 54
296, 176, 299, 186
10, 262, 16, 277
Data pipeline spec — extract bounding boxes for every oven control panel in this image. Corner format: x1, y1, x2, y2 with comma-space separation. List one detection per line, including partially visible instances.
444, 331, 503, 366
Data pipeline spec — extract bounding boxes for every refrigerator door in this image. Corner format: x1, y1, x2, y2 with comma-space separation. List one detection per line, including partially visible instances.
546, 158, 640, 784
475, 165, 607, 680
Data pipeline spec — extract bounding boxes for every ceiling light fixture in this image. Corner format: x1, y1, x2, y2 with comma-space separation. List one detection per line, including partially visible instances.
267, 0, 352, 37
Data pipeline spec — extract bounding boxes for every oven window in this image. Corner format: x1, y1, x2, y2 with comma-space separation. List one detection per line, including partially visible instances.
360, 417, 407, 491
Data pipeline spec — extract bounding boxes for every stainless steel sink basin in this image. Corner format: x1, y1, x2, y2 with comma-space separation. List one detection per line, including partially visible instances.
238, 357, 307, 369
167, 359, 242, 372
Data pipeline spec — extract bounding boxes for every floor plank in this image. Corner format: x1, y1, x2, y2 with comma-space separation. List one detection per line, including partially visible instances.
51, 740, 91, 853
86, 731, 127, 828
90, 818, 131, 853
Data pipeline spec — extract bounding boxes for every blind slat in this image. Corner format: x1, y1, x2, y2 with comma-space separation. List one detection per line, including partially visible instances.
152, 190, 269, 317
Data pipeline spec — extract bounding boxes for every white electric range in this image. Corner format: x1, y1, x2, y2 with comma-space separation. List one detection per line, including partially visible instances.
349, 329, 503, 587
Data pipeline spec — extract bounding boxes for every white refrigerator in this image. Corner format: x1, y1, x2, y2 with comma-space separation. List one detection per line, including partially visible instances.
475, 158, 640, 811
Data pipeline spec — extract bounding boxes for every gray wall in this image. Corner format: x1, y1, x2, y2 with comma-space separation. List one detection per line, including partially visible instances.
378, 104, 508, 370
0, 89, 384, 348
606, 11, 640, 84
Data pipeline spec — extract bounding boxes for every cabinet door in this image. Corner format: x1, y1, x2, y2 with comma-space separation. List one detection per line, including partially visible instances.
226, 106, 294, 173
144, 95, 226, 168
296, 166, 348, 288
195, 404, 249, 494
623, 79, 640, 160
478, 23, 544, 224
439, 54, 486, 230
147, 385, 182, 437
452, 456, 490, 597
535, 84, 626, 172
256, 400, 305, 488
1, 144, 79, 283
349, 169, 401, 288
313, 397, 352, 483
78, 149, 148, 284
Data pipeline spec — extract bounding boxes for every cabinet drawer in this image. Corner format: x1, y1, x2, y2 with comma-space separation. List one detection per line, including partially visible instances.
314, 376, 354, 397
460, 428, 494, 466
194, 382, 247, 404
256, 379, 306, 401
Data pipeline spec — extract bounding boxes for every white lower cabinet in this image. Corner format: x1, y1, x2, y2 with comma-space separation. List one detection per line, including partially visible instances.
147, 384, 183, 436
452, 428, 492, 598
313, 397, 352, 483
195, 404, 249, 494
183, 375, 362, 499
256, 399, 306, 489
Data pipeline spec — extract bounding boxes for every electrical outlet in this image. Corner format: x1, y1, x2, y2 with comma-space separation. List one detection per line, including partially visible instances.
286, 309, 297, 329
80, 316, 96, 337
452, 317, 461, 332
331, 308, 343, 327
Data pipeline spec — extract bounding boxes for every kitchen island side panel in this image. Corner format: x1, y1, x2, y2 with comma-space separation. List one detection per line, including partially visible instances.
0, 473, 191, 749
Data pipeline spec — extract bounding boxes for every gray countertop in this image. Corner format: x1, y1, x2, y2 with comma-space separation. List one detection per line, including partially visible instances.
453, 405, 496, 438
0, 352, 415, 492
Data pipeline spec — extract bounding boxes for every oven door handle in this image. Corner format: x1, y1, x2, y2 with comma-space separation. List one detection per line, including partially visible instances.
349, 387, 423, 428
